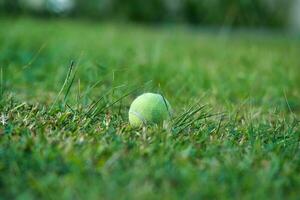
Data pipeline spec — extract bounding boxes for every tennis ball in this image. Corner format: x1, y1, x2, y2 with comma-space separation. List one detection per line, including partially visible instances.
129, 93, 172, 127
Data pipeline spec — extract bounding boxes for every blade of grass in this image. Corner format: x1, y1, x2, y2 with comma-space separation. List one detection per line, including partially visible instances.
174, 105, 207, 127
49, 60, 75, 112
64, 69, 77, 102
0, 66, 3, 98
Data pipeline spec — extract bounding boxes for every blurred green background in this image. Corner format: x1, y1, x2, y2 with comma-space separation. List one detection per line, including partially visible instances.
1, 0, 299, 29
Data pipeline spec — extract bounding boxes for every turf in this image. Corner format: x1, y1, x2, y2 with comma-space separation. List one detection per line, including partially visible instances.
0, 17, 299, 200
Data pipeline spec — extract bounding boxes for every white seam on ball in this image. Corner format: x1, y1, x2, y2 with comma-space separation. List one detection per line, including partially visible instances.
129, 110, 147, 125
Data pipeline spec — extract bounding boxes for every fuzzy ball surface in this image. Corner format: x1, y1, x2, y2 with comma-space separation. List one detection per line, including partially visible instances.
129, 93, 172, 127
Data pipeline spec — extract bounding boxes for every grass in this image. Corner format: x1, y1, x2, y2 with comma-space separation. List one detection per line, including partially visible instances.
0, 17, 299, 199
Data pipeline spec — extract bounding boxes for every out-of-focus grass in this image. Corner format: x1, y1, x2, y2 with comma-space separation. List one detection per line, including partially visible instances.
0, 17, 299, 199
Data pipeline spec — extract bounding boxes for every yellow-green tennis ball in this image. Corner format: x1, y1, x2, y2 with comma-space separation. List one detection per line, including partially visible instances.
129, 93, 172, 127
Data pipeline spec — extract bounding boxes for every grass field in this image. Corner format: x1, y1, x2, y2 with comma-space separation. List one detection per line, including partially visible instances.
0, 17, 299, 199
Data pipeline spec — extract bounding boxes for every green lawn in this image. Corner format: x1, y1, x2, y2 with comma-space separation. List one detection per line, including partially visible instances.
0, 17, 299, 200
